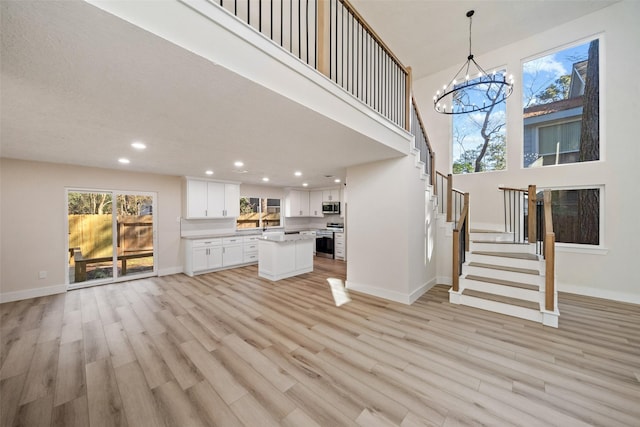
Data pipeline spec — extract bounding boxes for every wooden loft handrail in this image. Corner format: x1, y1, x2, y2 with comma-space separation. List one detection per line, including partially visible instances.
436, 171, 448, 179
339, 0, 407, 71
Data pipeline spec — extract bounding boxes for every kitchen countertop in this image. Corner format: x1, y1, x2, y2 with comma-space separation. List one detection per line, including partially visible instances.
181, 232, 262, 240
259, 234, 317, 243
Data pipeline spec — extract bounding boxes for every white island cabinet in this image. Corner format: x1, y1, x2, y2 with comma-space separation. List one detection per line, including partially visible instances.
258, 234, 315, 281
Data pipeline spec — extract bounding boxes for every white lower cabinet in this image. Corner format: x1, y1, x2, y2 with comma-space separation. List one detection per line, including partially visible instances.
222, 237, 243, 267
243, 235, 260, 263
334, 232, 345, 260
185, 239, 223, 276
184, 234, 260, 276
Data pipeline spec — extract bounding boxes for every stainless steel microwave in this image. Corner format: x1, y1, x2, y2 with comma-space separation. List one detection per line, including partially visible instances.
322, 202, 340, 214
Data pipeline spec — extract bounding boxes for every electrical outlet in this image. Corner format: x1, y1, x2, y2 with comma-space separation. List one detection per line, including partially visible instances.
38, 270, 47, 279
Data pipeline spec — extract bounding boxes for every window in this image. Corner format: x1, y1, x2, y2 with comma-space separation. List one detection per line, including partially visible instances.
546, 188, 600, 246
523, 38, 600, 167
237, 197, 281, 229
452, 69, 507, 174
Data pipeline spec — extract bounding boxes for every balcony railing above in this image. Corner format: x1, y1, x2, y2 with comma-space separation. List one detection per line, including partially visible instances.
211, 0, 409, 130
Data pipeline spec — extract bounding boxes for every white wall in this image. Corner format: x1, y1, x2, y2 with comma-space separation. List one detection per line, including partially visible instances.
413, 1, 640, 303
0, 158, 183, 302
346, 155, 437, 303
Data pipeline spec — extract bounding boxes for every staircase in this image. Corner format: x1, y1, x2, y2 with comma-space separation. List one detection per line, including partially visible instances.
449, 229, 559, 327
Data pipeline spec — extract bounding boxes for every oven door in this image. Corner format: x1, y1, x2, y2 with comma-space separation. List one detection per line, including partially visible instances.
315, 234, 334, 258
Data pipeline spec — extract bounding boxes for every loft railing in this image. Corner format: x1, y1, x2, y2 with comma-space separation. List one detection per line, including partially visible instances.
410, 96, 435, 184
214, 0, 318, 65
211, 0, 409, 130
326, 0, 409, 128
452, 192, 470, 292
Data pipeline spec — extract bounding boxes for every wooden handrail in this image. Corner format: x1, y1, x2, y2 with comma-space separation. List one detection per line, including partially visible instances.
543, 189, 555, 312
411, 96, 434, 155
498, 186, 528, 193
339, 0, 407, 71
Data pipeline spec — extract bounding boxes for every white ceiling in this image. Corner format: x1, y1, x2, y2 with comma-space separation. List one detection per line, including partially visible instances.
351, 0, 619, 80
0, 0, 618, 188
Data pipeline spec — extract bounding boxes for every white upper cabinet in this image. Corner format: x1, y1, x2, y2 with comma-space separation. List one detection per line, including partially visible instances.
309, 190, 323, 217
322, 188, 341, 202
184, 178, 240, 219
224, 183, 240, 217
285, 189, 310, 217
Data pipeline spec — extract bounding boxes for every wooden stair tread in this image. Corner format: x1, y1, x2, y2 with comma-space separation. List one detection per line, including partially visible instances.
464, 275, 539, 291
472, 251, 539, 261
469, 229, 507, 233
462, 289, 540, 310
468, 262, 539, 275
471, 240, 530, 245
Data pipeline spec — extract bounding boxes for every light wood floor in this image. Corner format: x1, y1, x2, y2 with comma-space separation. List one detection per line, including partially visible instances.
1, 257, 639, 427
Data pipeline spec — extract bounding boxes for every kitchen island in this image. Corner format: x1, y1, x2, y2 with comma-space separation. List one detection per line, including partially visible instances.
258, 233, 315, 281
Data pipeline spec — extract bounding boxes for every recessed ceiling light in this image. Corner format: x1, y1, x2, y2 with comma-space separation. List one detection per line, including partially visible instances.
118, 158, 130, 164
294, 171, 302, 177
334, 178, 341, 183
234, 161, 244, 167
262, 177, 269, 182
205, 170, 214, 175
302, 182, 309, 187
131, 141, 146, 150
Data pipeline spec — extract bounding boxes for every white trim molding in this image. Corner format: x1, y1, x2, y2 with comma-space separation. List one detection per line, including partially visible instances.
0, 284, 67, 304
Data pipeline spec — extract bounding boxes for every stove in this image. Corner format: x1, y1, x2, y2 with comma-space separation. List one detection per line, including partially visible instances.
315, 223, 343, 258
324, 222, 344, 232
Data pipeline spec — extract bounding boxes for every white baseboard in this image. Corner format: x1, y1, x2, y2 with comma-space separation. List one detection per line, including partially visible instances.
158, 266, 184, 276
558, 282, 640, 305
345, 281, 413, 305
0, 284, 67, 304
408, 277, 438, 304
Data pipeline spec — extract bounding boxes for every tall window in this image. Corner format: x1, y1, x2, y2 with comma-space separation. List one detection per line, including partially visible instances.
237, 197, 281, 229
523, 38, 600, 167
452, 69, 507, 174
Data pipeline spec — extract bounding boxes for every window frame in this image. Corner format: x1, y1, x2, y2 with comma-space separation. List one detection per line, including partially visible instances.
237, 196, 282, 230
521, 34, 604, 169
451, 66, 509, 175
539, 184, 606, 254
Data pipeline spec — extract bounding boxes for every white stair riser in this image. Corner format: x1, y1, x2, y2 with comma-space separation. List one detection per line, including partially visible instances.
459, 295, 543, 323
468, 254, 541, 270
470, 242, 536, 254
460, 278, 540, 302
469, 232, 513, 242
463, 265, 541, 286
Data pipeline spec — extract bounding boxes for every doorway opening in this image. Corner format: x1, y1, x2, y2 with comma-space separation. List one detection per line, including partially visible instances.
67, 189, 157, 289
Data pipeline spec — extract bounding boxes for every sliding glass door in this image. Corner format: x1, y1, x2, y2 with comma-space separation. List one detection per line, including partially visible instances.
67, 189, 156, 289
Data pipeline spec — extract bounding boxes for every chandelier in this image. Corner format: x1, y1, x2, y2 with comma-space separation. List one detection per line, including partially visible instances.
433, 10, 514, 115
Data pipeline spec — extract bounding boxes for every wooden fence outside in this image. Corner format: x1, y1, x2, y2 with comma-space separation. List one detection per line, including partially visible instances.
68, 215, 153, 259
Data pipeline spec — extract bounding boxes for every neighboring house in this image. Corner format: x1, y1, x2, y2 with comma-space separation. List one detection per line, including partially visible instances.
523, 60, 587, 167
